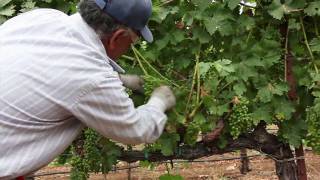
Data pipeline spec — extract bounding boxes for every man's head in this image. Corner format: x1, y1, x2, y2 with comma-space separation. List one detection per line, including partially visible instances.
78, 0, 153, 60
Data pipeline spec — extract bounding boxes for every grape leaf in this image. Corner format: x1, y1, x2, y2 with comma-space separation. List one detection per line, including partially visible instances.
257, 86, 273, 103
199, 62, 214, 77
279, 119, 307, 147
305, 2, 320, 16
0, 4, 15, 16
252, 106, 273, 124
191, 0, 211, 11
226, 0, 241, 10
0, 0, 12, 7
310, 38, 320, 52
233, 81, 246, 96
157, 132, 180, 156
192, 27, 211, 44
268, 0, 306, 20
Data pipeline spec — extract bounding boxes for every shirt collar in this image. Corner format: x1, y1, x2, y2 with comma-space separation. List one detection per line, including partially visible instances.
107, 57, 125, 73
69, 13, 125, 74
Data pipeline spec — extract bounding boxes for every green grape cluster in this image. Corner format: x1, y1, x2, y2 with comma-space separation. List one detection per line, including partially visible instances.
228, 97, 253, 139
83, 129, 101, 172
143, 75, 168, 96
70, 151, 90, 180
70, 129, 101, 179
305, 108, 320, 153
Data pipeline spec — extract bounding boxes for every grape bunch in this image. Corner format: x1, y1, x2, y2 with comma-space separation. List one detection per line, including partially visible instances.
83, 129, 101, 171
70, 129, 101, 179
305, 108, 320, 153
228, 97, 253, 139
70, 155, 89, 180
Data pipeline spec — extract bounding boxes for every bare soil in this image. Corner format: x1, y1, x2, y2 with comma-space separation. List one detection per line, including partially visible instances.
34, 150, 320, 180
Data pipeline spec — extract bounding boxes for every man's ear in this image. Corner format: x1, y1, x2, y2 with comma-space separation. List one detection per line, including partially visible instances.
107, 28, 129, 50
102, 28, 132, 60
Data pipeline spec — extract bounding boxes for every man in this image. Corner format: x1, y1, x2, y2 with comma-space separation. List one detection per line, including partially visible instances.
0, 0, 176, 179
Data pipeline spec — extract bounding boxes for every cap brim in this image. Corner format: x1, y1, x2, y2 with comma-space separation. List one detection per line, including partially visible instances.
140, 26, 153, 43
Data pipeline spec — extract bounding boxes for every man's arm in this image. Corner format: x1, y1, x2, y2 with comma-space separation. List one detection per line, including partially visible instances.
70, 74, 175, 144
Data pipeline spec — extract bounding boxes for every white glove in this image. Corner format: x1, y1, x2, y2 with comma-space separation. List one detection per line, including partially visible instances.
119, 74, 144, 93
147, 86, 176, 112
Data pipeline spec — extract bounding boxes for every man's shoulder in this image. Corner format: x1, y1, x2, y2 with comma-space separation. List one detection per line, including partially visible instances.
1, 8, 69, 29
21, 8, 68, 18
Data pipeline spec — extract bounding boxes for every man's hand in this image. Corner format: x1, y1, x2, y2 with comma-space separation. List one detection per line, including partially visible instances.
147, 86, 176, 112
119, 74, 144, 93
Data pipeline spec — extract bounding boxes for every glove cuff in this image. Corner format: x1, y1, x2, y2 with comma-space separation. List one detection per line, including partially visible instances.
147, 96, 167, 112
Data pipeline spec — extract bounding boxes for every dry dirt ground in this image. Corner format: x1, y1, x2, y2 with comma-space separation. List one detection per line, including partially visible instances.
33, 150, 320, 180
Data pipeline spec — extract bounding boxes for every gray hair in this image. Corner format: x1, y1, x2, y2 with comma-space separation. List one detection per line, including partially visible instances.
78, 0, 124, 37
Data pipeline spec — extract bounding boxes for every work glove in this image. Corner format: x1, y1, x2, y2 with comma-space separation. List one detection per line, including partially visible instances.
119, 74, 144, 93
147, 86, 176, 112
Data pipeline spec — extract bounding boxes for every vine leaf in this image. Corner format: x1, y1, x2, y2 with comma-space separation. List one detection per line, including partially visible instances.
199, 62, 214, 77
252, 106, 273, 124
233, 81, 246, 96
310, 38, 320, 52
203, 11, 234, 36
225, 0, 241, 10
0, 2, 15, 17
278, 119, 307, 148
191, 0, 211, 11
273, 99, 295, 120
257, 86, 273, 103
268, 0, 306, 20
157, 132, 180, 156
304, 1, 320, 16
192, 26, 211, 44
257, 83, 289, 103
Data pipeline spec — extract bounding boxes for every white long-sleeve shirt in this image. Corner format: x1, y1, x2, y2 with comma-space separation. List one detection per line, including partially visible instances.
0, 9, 167, 179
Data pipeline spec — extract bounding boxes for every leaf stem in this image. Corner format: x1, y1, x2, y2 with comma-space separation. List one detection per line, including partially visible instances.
284, 23, 289, 81
132, 47, 149, 75
121, 55, 135, 61
185, 56, 199, 115
132, 46, 180, 87
216, 81, 233, 95
196, 54, 201, 104
246, 30, 252, 44
188, 100, 203, 120
299, 16, 318, 73
300, 16, 314, 61
314, 17, 319, 37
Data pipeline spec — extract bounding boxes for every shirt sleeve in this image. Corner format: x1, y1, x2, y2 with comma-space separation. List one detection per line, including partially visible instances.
70, 73, 167, 144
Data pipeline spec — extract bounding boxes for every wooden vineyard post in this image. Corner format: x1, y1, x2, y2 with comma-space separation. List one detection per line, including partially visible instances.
280, 18, 308, 180
240, 148, 251, 174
